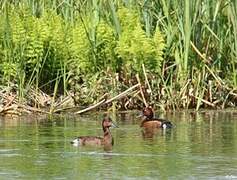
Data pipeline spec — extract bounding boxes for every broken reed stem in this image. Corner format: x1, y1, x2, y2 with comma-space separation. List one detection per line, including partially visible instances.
54, 95, 72, 108
136, 74, 148, 107
190, 41, 224, 86
142, 64, 152, 95
124, 90, 140, 108
105, 83, 139, 104
179, 79, 191, 97
75, 99, 106, 114
4, 95, 16, 109
191, 95, 215, 107
75, 83, 140, 114
17, 104, 51, 114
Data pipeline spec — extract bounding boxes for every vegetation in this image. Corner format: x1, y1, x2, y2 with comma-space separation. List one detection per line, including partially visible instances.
0, 0, 236, 115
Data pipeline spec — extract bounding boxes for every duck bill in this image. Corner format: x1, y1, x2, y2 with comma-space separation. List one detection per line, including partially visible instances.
137, 114, 143, 118
136, 112, 143, 118
111, 121, 119, 128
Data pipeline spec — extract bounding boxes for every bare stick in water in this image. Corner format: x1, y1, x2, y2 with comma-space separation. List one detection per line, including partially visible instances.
74, 83, 140, 114
75, 99, 106, 114
104, 83, 140, 104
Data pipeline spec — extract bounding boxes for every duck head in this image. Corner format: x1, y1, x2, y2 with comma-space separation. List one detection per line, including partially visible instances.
102, 116, 118, 131
141, 106, 154, 120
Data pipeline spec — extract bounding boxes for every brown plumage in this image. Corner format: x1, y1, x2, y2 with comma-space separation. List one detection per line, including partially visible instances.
140, 107, 173, 129
71, 116, 117, 147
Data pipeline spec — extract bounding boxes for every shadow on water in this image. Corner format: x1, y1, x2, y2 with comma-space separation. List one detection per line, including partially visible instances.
0, 109, 237, 179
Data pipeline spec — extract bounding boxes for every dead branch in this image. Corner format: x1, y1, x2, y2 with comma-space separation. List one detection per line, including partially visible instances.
74, 83, 140, 114
136, 74, 148, 107
104, 83, 140, 104
75, 99, 106, 114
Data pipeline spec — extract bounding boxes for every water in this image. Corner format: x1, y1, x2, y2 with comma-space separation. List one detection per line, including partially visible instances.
0, 110, 237, 179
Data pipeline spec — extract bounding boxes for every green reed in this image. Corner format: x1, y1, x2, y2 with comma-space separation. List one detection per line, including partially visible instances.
0, 0, 236, 110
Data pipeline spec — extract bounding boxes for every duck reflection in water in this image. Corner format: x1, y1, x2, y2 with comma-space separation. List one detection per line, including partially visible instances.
139, 106, 173, 139
71, 116, 118, 151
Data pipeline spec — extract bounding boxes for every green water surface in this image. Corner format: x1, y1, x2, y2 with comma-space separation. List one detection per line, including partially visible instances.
0, 110, 237, 179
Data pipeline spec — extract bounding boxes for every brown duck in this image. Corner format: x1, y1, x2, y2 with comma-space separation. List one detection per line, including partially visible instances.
71, 116, 118, 147
140, 107, 173, 129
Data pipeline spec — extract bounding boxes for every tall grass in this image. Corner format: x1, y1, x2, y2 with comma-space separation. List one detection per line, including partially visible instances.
144, 0, 237, 109
0, 0, 236, 111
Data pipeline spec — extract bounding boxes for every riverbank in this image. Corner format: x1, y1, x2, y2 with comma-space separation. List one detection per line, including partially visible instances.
0, 1, 236, 116
0, 76, 236, 117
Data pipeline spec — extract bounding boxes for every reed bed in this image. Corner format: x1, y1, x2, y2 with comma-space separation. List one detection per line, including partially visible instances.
0, 0, 236, 115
